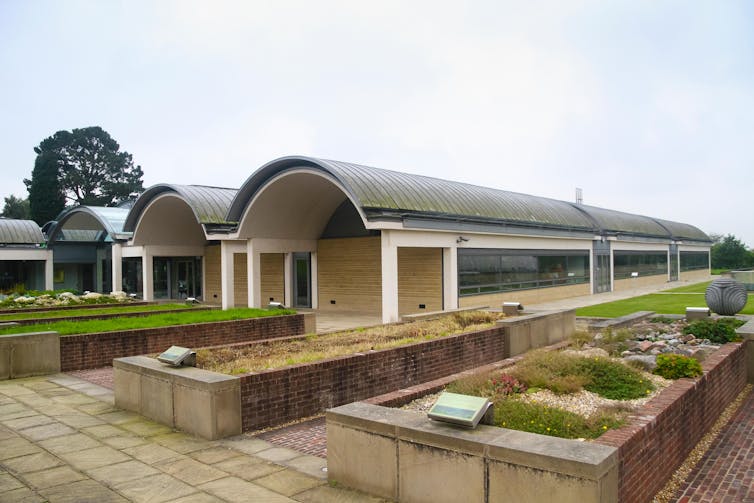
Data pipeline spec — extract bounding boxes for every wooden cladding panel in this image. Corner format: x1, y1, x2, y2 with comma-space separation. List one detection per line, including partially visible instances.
398, 247, 443, 316
317, 237, 381, 315
260, 253, 285, 304
233, 253, 248, 307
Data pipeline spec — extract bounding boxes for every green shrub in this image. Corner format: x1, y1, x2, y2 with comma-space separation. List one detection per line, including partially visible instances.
683, 318, 744, 344
494, 399, 624, 439
654, 354, 703, 379
650, 316, 676, 324
575, 357, 653, 400
593, 328, 632, 356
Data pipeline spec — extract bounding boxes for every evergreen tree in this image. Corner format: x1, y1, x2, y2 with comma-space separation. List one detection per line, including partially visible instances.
24, 150, 65, 225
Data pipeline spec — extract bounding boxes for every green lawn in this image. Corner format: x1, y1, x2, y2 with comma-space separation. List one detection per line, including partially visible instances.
0, 303, 199, 321
576, 281, 754, 317
0, 308, 295, 336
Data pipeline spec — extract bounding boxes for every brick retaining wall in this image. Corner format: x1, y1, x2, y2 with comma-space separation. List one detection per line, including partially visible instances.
60, 314, 306, 371
594, 342, 747, 503
239, 325, 507, 431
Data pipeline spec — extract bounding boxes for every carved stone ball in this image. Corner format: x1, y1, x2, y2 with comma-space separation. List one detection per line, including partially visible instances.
705, 278, 748, 316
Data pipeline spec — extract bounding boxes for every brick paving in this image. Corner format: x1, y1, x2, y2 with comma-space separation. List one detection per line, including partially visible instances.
68, 367, 115, 389
674, 388, 754, 502
256, 418, 328, 459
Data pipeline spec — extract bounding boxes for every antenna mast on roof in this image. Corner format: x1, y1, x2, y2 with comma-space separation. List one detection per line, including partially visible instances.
575, 187, 583, 205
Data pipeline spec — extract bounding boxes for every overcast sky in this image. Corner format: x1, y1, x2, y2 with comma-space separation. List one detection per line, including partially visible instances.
1, 1, 752, 245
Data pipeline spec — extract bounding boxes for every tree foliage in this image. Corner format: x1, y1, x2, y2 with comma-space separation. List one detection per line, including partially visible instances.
0, 195, 31, 220
710, 234, 754, 270
25, 151, 66, 225
25, 126, 144, 210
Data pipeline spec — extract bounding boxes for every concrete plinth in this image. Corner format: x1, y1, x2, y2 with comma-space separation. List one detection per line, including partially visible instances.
0, 331, 60, 380
113, 356, 241, 440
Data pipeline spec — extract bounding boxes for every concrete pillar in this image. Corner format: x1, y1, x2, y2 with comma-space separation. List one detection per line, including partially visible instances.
284, 252, 293, 308
311, 251, 319, 309
220, 241, 235, 310
44, 252, 54, 291
111, 243, 123, 293
142, 251, 153, 301
246, 241, 261, 308
443, 247, 458, 310
381, 232, 399, 323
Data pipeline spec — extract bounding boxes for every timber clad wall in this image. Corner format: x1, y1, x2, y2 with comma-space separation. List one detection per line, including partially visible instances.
595, 343, 746, 503
238, 324, 507, 430
459, 283, 590, 309
204, 245, 222, 304
317, 236, 381, 314
59, 314, 306, 371
398, 247, 443, 316
233, 253, 248, 307
260, 253, 285, 304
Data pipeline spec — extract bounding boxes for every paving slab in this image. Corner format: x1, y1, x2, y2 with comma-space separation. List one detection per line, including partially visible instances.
19, 422, 76, 441
38, 432, 102, 454
101, 434, 150, 450
122, 444, 186, 465
187, 446, 244, 465
2, 414, 55, 430
212, 455, 284, 481
39, 478, 128, 503
59, 445, 131, 471
2, 451, 63, 473
20, 465, 87, 490
0, 486, 46, 502
114, 473, 197, 503
0, 471, 25, 491
87, 460, 160, 486
253, 468, 325, 496
119, 419, 174, 437
81, 423, 130, 439
152, 432, 217, 454
0, 437, 42, 460
77, 401, 119, 415
198, 476, 295, 503
163, 493, 225, 503
55, 412, 107, 429
294, 484, 390, 503
154, 457, 227, 485
282, 454, 329, 480
96, 410, 142, 424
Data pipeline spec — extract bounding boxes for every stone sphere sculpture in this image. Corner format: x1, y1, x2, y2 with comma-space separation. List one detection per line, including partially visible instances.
705, 278, 747, 316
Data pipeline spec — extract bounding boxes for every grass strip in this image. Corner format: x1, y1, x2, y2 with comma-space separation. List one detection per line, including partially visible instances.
576, 292, 754, 318
0, 303, 197, 321
0, 308, 294, 336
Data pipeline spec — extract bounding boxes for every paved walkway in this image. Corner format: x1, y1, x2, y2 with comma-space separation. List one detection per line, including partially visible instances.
0, 375, 385, 503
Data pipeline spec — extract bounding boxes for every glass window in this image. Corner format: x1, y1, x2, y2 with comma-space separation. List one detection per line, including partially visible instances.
613, 251, 668, 280
458, 249, 590, 296
680, 251, 709, 272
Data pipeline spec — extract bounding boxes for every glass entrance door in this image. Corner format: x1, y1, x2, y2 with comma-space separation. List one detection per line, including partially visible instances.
669, 245, 679, 281
594, 254, 611, 293
292, 252, 311, 308
176, 260, 194, 299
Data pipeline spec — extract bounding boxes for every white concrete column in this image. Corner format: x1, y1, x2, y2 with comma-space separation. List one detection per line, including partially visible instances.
246, 240, 261, 308
284, 252, 293, 308
220, 241, 235, 310
310, 251, 319, 309
44, 252, 54, 291
381, 232, 399, 323
111, 243, 123, 293
442, 247, 458, 310
142, 251, 153, 301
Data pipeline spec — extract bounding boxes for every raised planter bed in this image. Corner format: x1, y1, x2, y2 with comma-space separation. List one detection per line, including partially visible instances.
2, 306, 213, 326
0, 301, 151, 314
61, 312, 315, 371
326, 338, 751, 502
113, 309, 575, 437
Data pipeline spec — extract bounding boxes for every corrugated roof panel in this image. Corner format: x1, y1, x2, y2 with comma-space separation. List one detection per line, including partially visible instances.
577, 205, 670, 238
652, 218, 710, 242
0, 219, 45, 244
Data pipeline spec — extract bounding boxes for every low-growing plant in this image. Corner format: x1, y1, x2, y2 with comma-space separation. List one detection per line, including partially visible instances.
494, 399, 624, 439
489, 373, 527, 396
654, 354, 703, 379
683, 318, 744, 344
650, 316, 676, 324
575, 357, 653, 400
593, 328, 633, 356
569, 330, 593, 348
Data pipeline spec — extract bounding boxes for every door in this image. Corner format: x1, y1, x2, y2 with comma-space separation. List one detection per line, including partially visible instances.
594, 254, 611, 293
669, 245, 679, 281
292, 252, 311, 308
176, 260, 194, 299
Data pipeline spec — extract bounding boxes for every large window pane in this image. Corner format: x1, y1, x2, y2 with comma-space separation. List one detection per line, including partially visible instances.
680, 251, 709, 272
613, 251, 667, 280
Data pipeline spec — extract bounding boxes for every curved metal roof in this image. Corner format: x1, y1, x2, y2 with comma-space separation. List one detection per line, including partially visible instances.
124, 184, 238, 232
227, 155, 710, 243
228, 156, 596, 232
50, 206, 130, 239
0, 218, 45, 245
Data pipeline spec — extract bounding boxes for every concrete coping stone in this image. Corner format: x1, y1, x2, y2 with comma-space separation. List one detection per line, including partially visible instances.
496, 308, 575, 326
588, 310, 655, 330
736, 318, 754, 339
114, 355, 239, 391
0, 330, 57, 340
401, 305, 490, 322
328, 402, 617, 480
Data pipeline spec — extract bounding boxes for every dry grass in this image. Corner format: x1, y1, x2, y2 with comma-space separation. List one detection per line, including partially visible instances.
197, 310, 503, 374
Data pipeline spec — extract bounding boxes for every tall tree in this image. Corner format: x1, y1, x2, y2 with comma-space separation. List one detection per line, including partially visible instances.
711, 234, 754, 270
25, 150, 66, 225
26, 126, 144, 208
0, 195, 31, 219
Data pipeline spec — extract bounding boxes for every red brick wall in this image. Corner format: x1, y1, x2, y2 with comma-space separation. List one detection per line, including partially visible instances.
239, 325, 506, 431
594, 342, 746, 503
59, 314, 306, 371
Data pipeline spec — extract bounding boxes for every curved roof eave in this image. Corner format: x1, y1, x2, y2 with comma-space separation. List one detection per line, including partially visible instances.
228, 156, 597, 232
0, 218, 45, 245
124, 184, 239, 232
48, 206, 130, 244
